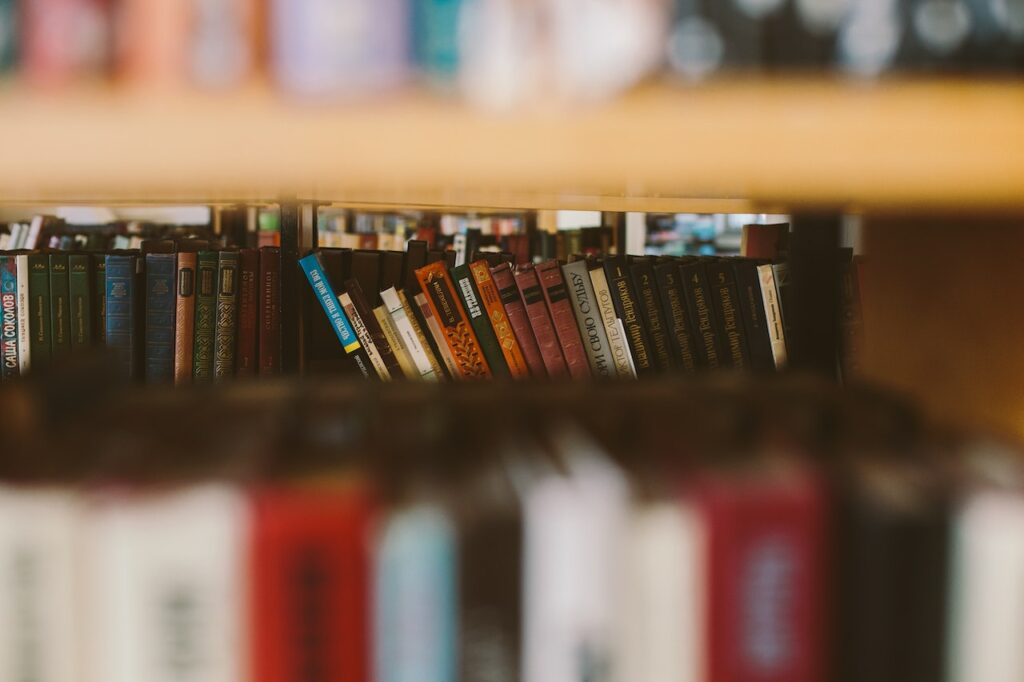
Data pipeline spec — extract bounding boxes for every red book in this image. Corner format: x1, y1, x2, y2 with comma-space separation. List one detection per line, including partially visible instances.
535, 260, 592, 380
690, 468, 826, 682
236, 248, 259, 377
513, 264, 568, 379
251, 486, 375, 682
258, 247, 281, 376
490, 262, 546, 378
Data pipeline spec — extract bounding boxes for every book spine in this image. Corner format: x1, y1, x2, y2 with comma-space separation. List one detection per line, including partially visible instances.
235, 248, 259, 378
560, 261, 615, 379
374, 305, 420, 380
345, 278, 403, 380
27, 253, 51, 371
396, 289, 444, 380
258, 247, 281, 376
604, 257, 656, 377
513, 264, 568, 379
192, 251, 218, 383
48, 253, 71, 358
588, 265, 637, 379
68, 254, 91, 356
15, 254, 30, 374
381, 287, 439, 381
451, 263, 510, 379
490, 262, 546, 379
469, 260, 531, 379
105, 254, 138, 380
213, 251, 240, 380
144, 253, 177, 385
173, 252, 197, 385
92, 255, 106, 345
630, 261, 675, 372
535, 260, 591, 380
733, 260, 776, 373
299, 253, 371, 380
414, 291, 461, 379
340, 291, 391, 380
681, 263, 725, 370
772, 263, 794, 354
757, 264, 788, 370
653, 262, 701, 374
415, 261, 492, 380
0, 255, 18, 380
707, 260, 751, 370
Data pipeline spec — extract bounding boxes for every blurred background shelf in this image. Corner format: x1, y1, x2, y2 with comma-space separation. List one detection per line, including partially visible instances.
1, 78, 1022, 212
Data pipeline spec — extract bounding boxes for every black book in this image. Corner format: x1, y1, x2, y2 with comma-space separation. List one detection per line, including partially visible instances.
350, 250, 383, 308
731, 258, 776, 373
653, 260, 702, 373
602, 256, 656, 377
426, 249, 446, 265
629, 259, 675, 372
705, 259, 751, 370
343, 278, 403, 380
443, 249, 457, 270
679, 259, 726, 370
404, 240, 429, 293
379, 251, 405, 293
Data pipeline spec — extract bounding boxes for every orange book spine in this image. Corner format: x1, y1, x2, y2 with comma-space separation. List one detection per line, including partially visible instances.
469, 259, 531, 379
414, 261, 491, 380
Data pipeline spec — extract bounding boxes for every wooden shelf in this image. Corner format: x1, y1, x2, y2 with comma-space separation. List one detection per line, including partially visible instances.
0, 79, 1022, 212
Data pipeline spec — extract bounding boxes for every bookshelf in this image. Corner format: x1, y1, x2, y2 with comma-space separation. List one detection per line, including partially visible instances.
0, 79, 1022, 212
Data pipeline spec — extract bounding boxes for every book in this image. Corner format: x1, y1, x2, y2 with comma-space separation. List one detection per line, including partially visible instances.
451, 263, 510, 379
192, 250, 218, 383
303, 248, 352, 375
236, 248, 259, 378
732, 259, 776, 373
173, 252, 197, 385
680, 260, 726, 370
350, 249, 383, 307
345, 278, 403, 380
92, 254, 106, 345
560, 260, 615, 379
27, 253, 52, 371
337, 292, 390, 381
299, 253, 372, 380
258, 247, 281, 376
741, 223, 790, 259
0, 255, 18, 380
535, 260, 591, 380
490, 262, 546, 379
588, 262, 638, 379
757, 264, 787, 370
414, 291, 461, 380
15, 254, 30, 374
469, 260, 531, 379
653, 261, 701, 374
603, 256, 656, 377
703, 259, 749, 370
68, 254, 92, 354
630, 259, 675, 371
49, 253, 71, 358
213, 250, 240, 380
373, 304, 420, 380
772, 263, 794, 356
381, 287, 440, 381
105, 253, 141, 381
415, 261, 491, 380
143, 252, 176, 384
513, 264, 568, 379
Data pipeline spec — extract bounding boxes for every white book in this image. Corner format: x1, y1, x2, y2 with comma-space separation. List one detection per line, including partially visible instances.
381, 287, 438, 381
0, 488, 84, 682
15, 254, 30, 374
83, 485, 249, 682
757, 264, 788, 370
25, 216, 43, 250
0, 234, 9, 251
452, 233, 467, 267
374, 305, 420, 380
948, 490, 1024, 682
588, 266, 636, 379
8, 223, 23, 250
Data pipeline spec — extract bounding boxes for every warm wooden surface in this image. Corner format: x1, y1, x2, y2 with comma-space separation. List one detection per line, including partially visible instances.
0, 79, 1022, 211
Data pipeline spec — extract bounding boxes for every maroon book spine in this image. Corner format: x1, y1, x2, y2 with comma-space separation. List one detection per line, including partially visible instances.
490, 262, 546, 379
258, 247, 281, 376
535, 260, 592, 380
512, 264, 568, 379
236, 248, 259, 377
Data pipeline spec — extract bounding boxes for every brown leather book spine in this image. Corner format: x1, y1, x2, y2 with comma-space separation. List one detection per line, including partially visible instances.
343, 278, 403, 380
236, 248, 259, 378
535, 260, 592, 380
513, 264, 568, 379
258, 247, 281, 376
490, 262, 546, 378
469, 260, 531, 379
173, 252, 196, 386
414, 261, 491, 380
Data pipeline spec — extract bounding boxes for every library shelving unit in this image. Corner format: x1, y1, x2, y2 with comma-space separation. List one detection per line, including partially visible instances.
2, 78, 1023, 438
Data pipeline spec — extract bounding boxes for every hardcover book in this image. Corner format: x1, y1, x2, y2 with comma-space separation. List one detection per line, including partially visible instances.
192, 251, 218, 382
144, 252, 177, 384
213, 250, 240, 380
588, 263, 637, 379
27, 253, 51, 370
560, 260, 615, 379
381, 287, 440, 381
0, 255, 18, 380
535, 260, 591, 380
414, 291, 461, 379
732, 259, 776, 373
259, 247, 281, 376
303, 248, 352, 375
653, 261, 701, 374
630, 259, 675, 372
339, 290, 391, 380
680, 261, 726, 370
236, 248, 259, 378
92, 254, 106, 345
704, 259, 749, 370
415, 261, 491, 380
603, 256, 655, 377
68, 254, 92, 354
299, 253, 372, 380
373, 304, 420, 380
451, 263, 511, 379
513, 264, 567, 379
105, 253, 140, 381
469, 260, 531, 379
174, 252, 197, 385
345, 278, 403, 380
757, 264, 787, 370
15, 253, 30, 373
48, 253, 71, 358
489, 262, 546, 379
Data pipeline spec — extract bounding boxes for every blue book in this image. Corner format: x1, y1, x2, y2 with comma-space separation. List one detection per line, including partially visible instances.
414, 0, 462, 82
0, 255, 19, 381
375, 505, 458, 682
144, 253, 177, 384
105, 253, 140, 380
299, 252, 372, 379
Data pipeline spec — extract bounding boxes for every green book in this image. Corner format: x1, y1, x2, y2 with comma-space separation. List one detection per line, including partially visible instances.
48, 254, 71, 357
192, 250, 218, 383
27, 254, 52, 369
213, 250, 240, 380
450, 263, 510, 378
92, 255, 106, 345
68, 254, 92, 353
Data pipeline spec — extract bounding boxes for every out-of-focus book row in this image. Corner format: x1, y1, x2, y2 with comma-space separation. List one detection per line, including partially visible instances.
0, 0, 1020, 106
0, 377, 1017, 682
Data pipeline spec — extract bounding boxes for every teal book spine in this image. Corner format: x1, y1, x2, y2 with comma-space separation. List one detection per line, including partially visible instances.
0, 255, 19, 381
48, 254, 71, 357
68, 254, 92, 353
213, 250, 239, 380
105, 254, 139, 380
144, 253, 176, 384
192, 251, 218, 382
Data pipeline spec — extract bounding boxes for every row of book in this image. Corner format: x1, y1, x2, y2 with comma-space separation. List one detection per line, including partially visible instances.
0, 244, 282, 382
0, 377, 1016, 682
303, 240, 796, 382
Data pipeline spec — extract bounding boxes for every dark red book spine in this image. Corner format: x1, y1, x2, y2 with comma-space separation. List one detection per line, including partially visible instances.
236, 248, 259, 377
251, 487, 375, 682
535, 260, 592, 380
490, 263, 546, 379
513, 264, 568, 379
691, 469, 826, 682
258, 247, 281, 376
